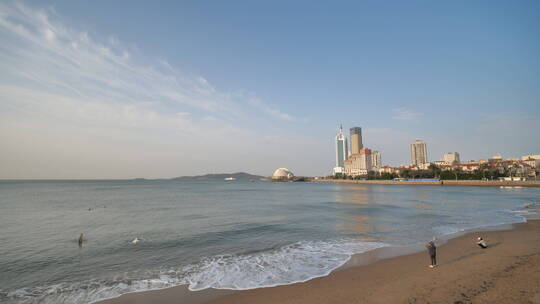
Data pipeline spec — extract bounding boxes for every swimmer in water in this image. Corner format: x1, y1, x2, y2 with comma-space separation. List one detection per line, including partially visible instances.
78, 233, 84, 247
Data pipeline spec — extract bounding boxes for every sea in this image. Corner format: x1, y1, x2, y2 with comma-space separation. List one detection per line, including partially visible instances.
1, 179, 539, 303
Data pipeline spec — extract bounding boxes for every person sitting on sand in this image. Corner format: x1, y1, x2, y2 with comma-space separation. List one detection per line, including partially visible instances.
477, 237, 487, 249
426, 241, 437, 268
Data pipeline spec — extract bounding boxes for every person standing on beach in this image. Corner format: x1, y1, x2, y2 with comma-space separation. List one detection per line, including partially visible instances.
426, 241, 437, 268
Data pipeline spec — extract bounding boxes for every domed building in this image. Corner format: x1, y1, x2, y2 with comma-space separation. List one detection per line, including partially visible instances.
271, 168, 294, 181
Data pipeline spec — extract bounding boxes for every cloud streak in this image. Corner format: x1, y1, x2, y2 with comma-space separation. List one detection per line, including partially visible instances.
392, 108, 422, 121
0, 2, 308, 178
248, 98, 305, 122
0, 2, 298, 126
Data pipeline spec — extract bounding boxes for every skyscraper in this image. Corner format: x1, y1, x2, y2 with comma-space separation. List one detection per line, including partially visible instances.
371, 150, 381, 168
350, 127, 363, 155
333, 125, 348, 174
411, 140, 428, 166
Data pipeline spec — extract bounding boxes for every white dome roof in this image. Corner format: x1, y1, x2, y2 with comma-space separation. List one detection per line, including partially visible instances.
272, 168, 294, 179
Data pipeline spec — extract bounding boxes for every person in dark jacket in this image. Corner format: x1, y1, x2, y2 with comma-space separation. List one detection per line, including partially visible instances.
426, 241, 437, 268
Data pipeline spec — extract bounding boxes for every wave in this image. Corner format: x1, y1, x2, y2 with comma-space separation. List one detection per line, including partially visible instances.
178, 239, 387, 291
1, 239, 387, 304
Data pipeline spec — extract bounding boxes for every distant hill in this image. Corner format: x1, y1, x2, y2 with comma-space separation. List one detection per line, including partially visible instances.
172, 172, 265, 180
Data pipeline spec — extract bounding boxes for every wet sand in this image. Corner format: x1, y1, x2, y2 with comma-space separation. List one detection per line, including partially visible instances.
100, 218, 540, 304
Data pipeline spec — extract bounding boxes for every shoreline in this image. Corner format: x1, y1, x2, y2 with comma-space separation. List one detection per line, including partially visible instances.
315, 179, 540, 187
99, 214, 540, 304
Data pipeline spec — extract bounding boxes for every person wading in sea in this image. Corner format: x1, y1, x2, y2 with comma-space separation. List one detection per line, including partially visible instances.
426, 240, 437, 268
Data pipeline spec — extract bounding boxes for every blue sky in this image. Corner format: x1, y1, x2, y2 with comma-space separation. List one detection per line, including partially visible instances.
0, 1, 539, 178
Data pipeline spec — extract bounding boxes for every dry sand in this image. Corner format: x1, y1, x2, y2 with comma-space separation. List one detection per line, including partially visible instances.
101, 219, 540, 304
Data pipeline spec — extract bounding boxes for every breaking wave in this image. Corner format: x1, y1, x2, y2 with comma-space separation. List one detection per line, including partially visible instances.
1, 239, 387, 304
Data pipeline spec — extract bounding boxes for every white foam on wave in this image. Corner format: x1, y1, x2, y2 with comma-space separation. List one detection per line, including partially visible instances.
1, 239, 387, 304
430, 203, 538, 242
177, 239, 387, 291
509, 209, 533, 216
2, 278, 178, 304
432, 225, 462, 236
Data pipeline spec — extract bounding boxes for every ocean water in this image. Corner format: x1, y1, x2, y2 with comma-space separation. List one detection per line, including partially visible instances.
0, 180, 539, 303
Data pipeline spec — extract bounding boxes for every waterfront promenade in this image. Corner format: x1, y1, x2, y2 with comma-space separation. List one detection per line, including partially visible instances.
316, 179, 540, 187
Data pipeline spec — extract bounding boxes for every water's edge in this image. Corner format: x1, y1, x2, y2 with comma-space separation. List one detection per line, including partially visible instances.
97, 208, 540, 304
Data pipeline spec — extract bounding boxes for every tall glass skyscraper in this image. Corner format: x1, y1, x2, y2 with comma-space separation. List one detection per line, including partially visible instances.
334, 125, 348, 174
350, 127, 363, 154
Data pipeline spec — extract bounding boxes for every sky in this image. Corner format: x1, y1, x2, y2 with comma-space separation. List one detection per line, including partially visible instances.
0, 0, 539, 179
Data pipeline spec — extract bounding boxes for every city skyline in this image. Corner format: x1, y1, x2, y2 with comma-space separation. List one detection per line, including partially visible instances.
1, 1, 539, 179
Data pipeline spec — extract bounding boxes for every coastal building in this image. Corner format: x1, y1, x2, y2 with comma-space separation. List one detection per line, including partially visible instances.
344, 148, 372, 176
333, 125, 348, 175
375, 166, 395, 174
458, 161, 480, 172
271, 168, 294, 181
521, 155, 540, 161
489, 155, 503, 162
416, 163, 431, 170
433, 160, 446, 167
523, 158, 540, 169
410, 140, 428, 166
350, 127, 363, 155
371, 150, 381, 168
441, 152, 460, 165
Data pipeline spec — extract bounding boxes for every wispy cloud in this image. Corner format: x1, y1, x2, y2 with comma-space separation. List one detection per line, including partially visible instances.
0, 2, 307, 178
392, 108, 422, 121
248, 98, 305, 122
0, 2, 298, 126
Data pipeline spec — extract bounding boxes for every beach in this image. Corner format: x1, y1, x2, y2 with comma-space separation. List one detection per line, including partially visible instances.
102, 218, 540, 304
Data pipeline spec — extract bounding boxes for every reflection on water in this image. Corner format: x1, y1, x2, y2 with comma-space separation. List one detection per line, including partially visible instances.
332, 184, 378, 236
330, 183, 540, 245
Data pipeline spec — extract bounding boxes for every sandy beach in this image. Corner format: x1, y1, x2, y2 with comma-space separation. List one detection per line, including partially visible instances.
101, 218, 540, 304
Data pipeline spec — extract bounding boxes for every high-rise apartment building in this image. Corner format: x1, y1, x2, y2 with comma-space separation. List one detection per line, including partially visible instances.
333, 125, 348, 174
441, 152, 460, 165
410, 140, 428, 166
371, 150, 381, 168
350, 127, 363, 155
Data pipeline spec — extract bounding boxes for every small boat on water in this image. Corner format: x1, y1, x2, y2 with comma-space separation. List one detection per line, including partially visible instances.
224, 177, 236, 181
